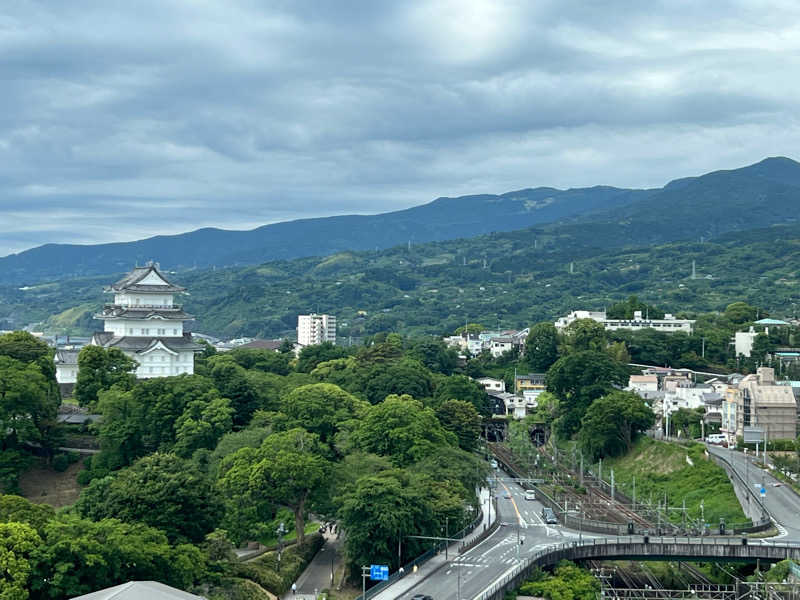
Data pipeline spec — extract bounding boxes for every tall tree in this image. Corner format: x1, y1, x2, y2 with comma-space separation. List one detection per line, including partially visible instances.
75, 453, 221, 543
547, 351, 628, 437
352, 395, 456, 465
524, 322, 560, 371
435, 399, 482, 452
246, 428, 330, 543
281, 383, 367, 447
74, 346, 136, 407
561, 319, 608, 354
0, 521, 41, 600
579, 391, 655, 459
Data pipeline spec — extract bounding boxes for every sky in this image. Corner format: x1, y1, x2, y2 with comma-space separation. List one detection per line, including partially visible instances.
2, 0, 800, 257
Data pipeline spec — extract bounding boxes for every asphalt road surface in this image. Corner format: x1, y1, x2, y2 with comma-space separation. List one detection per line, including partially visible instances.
393, 470, 590, 600
707, 444, 800, 539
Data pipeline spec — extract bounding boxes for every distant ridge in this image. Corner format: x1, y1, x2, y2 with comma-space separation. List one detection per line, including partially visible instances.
2, 156, 799, 285
0, 185, 649, 285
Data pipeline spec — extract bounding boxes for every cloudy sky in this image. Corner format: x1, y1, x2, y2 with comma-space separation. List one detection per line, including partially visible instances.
2, 1, 799, 256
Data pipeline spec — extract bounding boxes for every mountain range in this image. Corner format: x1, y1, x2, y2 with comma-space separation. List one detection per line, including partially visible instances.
3, 156, 800, 286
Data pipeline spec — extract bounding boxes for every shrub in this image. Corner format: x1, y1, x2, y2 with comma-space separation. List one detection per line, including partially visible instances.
52, 454, 71, 472
230, 533, 325, 595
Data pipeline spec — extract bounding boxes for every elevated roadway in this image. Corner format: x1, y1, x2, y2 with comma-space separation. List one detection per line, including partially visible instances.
376, 448, 800, 600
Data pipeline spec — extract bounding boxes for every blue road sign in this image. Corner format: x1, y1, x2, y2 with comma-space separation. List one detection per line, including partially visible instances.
370, 565, 389, 581
760, 487, 766, 498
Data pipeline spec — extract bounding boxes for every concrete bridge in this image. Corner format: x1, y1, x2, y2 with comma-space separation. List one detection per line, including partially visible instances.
478, 537, 800, 600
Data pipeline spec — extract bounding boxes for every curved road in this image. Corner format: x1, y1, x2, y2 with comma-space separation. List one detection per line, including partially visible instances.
384, 449, 800, 600
392, 473, 591, 600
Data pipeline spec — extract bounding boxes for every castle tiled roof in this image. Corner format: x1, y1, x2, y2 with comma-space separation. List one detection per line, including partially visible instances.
92, 332, 203, 354
108, 264, 186, 293
96, 306, 194, 321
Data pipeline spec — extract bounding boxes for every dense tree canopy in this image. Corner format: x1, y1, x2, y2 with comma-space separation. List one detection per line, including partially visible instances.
579, 391, 655, 460
74, 346, 136, 407
525, 322, 560, 372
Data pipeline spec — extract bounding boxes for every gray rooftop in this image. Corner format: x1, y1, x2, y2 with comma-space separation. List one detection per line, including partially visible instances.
94, 333, 203, 354
108, 264, 186, 293
69, 580, 206, 600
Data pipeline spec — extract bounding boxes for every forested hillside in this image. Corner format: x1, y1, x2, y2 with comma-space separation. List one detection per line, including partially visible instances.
3, 219, 800, 344
0, 185, 649, 285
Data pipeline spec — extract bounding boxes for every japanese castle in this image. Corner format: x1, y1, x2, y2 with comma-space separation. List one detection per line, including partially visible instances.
89, 262, 202, 378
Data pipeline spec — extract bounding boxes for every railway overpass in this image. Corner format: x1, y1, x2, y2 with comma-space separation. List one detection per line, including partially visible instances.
478, 537, 800, 600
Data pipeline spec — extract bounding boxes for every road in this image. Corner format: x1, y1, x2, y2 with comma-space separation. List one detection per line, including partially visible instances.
707, 444, 800, 539
391, 471, 591, 600
382, 450, 800, 600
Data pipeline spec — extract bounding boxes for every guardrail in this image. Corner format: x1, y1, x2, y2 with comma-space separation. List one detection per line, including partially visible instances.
706, 449, 772, 533
355, 502, 488, 600
476, 536, 800, 600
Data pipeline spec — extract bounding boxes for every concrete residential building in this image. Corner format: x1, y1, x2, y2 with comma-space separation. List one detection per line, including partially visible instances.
89, 263, 202, 379
734, 367, 797, 442
555, 309, 695, 334
628, 375, 658, 394
476, 377, 506, 393
297, 313, 336, 346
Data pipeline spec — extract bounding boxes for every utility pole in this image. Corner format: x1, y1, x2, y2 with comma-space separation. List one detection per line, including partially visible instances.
611, 469, 615, 501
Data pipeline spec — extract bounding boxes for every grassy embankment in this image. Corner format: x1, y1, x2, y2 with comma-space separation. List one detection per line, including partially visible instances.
602, 437, 747, 527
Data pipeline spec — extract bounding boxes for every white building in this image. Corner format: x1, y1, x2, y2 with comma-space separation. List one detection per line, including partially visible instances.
476, 377, 506, 393
54, 349, 80, 384
297, 313, 336, 346
628, 375, 658, 394
555, 310, 695, 334
89, 263, 202, 378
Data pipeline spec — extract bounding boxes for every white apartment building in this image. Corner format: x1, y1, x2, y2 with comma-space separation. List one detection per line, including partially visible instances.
555, 310, 695, 334
297, 313, 336, 346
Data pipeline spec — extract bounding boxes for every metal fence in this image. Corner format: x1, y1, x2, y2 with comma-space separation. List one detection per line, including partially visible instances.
354, 502, 488, 600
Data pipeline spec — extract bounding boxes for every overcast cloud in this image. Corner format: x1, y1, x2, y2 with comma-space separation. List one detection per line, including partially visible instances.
1, 0, 799, 256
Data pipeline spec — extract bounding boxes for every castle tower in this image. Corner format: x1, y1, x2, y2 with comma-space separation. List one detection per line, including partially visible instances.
90, 262, 202, 378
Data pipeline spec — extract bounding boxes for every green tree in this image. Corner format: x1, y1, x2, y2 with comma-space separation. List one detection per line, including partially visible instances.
436, 399, 481, 452
524, 322, 560, 371
352, 395, 456, 465
520, 561, 600, 600
561, 319, 607, 354
0, 356, 57, 450
174, 396, 234, 457
74, 346, 136, 407
607, 296, 664, 320
296, 342, 350, 373
32, 514, 205, 599
751, 332, 775, 363
337, 469, 438, 570
209, 358, 261, 427
433, 375, 490, 415
281, 383, 367, 448
363, 360, 433, 404
407, 338, 458, 375
227, 347, 291, 375
246, 428, 330, 543
0, 521, 41, 600
547, 351, 628, 437
579, 391, 655, 460
75, 453, 221, 543
724, 302, 762, 324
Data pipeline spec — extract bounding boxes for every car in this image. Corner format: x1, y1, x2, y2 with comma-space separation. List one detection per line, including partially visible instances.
503, 491, 512, 499
411, 595, 434, 600
541, 507, 558, 524
525, 490, 536, 501
490, 459, 498, 469
773, 482, 782, 487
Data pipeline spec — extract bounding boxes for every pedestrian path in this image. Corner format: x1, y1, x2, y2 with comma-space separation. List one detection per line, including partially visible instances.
370, 487, 495, 600
281, 527, 343, 600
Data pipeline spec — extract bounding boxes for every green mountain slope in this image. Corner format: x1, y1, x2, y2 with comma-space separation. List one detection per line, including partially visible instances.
3, 219, 799, 340
0, 185, 649, 285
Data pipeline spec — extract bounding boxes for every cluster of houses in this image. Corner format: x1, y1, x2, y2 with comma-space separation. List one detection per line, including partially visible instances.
627, 366, 798, 445
443, 328, 530, 358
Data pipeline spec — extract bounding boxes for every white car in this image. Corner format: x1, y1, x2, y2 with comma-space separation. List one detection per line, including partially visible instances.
525, 490, 536, 501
